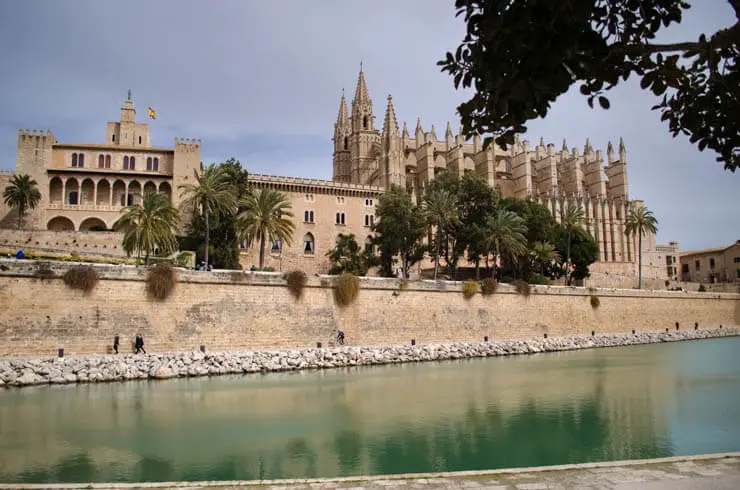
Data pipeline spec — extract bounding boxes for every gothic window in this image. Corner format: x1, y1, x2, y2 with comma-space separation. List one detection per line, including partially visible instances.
304, 210, 309, 222
153, 158, 159, 171
105, 155, 111, 168
147, 157, 153, 171
369, 215, 374, 226
98, 155, 105, 168
310, 210, 314, 222
303, 233, 315, 255
71, 153, 78, 167
130, 156, 135, 170
123, 156, 129, 170
68, 191, 78, 205
363, 115, 368, 129
344, 137, 348, 150
78, 154, 85, 167
335, 212, 345, 225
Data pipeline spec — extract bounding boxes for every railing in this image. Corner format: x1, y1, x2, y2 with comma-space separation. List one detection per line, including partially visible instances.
47, 203, 123, 212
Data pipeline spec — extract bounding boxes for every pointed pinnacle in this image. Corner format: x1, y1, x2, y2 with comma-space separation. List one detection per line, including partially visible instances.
619, 137, 626, 152
607, 141, 614, 153
416, 118, 423, 132
445, 121, 453, 138
402, 121, 409, 137
539, 136, 545, 148
562, 138, 568, 152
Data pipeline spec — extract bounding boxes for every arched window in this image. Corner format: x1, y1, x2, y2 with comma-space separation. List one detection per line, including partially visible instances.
364, 215, 368, 227
341, 213, 345, 225
369, 215, 374, 226
105, 155, 111, 168
98, 155, 105, 168
71, 153, 78, 167
153, 158, 159, 171
147, 157, 152, 171
343, 136, 348, 150
138, 136, 142, 144
309, 210, 314, 222
336, 212, 340, 224
363, 115, 368, 129
78, 154, 84, 167
271, 235, 282, 253
304, 210, 309, 222
123, 156, 129, 170
130, 156, 135, 170
303, 233, 315, 255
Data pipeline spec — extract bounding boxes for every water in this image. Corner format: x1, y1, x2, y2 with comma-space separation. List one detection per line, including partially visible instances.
1, 337, 739, 484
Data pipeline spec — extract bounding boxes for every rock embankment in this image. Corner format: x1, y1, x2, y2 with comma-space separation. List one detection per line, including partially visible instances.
1, 328, 737, 388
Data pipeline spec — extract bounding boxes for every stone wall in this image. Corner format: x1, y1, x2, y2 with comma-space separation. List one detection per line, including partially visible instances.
0, 229, 127, 259
0, 260, 738, 358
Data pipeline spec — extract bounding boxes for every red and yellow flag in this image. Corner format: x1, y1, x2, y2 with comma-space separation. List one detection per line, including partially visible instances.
148, 107, 157, 120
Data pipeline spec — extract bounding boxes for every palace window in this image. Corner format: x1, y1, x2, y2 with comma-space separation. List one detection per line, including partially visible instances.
112, 134, 116, 143
364, 198, 374, 206
303, 233, 315, 255
335, 212, 345, 225
304, 210, 314, 223
695, 260, 700, 271
98, 155, 105, 168
105, 155, 111, 168
123, 156, 129, 170
68, 191, 78, 205
130, 156, 135, 170
364, 215, 374, 227
153, 157, 159, 171
336, 196, 345, 205
147, 157, 153, 171
138, 136, 142, 144
304, 194, 314, 202
71, 153, 78, 167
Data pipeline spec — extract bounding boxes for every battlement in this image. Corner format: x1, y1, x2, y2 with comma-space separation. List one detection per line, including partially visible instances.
174, 137, 201, 150
249, 173, 385, 195
17, 129, 56, 145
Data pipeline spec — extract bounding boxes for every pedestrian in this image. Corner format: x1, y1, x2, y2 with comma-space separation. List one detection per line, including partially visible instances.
134, 334, 147, 354
337, 330, 345, 345
113, 334, 119, 354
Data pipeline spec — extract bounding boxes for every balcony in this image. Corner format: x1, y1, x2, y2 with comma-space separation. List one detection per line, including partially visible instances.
47, 203, 123, 212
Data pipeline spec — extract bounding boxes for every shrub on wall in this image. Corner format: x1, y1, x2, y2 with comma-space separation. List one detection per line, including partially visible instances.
698, 284, 706, 292
333, 273, 360, 307
480, 278, 498, 296
62, 265, 99, 293
462, 280, 479, 299
512, 279, 531, 298
286, 270, 308, 300
590, 295, 600, 309
146, 263, 177, 301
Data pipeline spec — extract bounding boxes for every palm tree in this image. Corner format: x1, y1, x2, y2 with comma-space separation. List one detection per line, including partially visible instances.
422, 188, 459, 280
624, 203, 659, 289
179, 164, 237, 268
562, 203, 585, 282
532, 241, 560, 276
485, 209, 528, 279
236, 188, 295, 269
114, 192, 180, 265
3, 174, 41, 229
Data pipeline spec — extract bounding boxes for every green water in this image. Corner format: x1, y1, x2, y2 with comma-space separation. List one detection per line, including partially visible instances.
1, 338, 740, 484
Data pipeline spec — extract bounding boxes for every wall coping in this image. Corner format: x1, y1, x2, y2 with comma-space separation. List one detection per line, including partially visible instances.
2, 259, 739, 300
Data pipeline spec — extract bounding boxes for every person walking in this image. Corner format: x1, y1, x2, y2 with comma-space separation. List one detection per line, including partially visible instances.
134, 334, 147, 354
113, 334, 120, 354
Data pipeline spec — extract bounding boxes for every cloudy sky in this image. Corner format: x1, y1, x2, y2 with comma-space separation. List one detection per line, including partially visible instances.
0, 0, 736, 251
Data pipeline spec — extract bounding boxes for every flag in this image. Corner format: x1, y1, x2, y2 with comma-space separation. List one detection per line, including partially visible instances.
148, 107, 157, 120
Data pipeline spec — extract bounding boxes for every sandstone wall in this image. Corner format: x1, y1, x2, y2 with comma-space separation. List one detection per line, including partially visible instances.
0, 229, 127, 259
0, 260, 738, 358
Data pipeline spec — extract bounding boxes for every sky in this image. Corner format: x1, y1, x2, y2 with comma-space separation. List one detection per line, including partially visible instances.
0, 0, 737, 251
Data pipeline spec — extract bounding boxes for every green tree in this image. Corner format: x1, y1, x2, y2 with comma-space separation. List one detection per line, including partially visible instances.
2, 174, 41, 229
532, 241, 561, 277
456, 173, 498, 278
236, 188, 295, 269
326, 233, 372, 276
422, 187, 460, 280
426, 172, 463, 275
179, 164, 237, 268
499, 197, 560, 278
374, 185, 427, 278
562, 203, 586, 282
624, 203, 659, 289
485, 209, 528, 279
555, 227, 599, 281
114, 192, 179, 265
439, 0, 740, 171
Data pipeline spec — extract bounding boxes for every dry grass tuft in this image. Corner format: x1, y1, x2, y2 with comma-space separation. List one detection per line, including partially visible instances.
62, 265, 99, 293
462, 279, 479, 300
286, 270, 308, 300
590, 295, 600, 309
512, 279, 531, 298
333, 273, 360, 307
480, 278, 498, 296
146, 263, 177, 301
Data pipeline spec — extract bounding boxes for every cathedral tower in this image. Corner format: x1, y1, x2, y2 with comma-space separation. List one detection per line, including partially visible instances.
332, 91, 351, 183
348, 66, 381, 185
381, 95, 404, 188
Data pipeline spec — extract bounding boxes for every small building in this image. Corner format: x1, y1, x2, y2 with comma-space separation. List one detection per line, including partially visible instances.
680, 240, 740, 283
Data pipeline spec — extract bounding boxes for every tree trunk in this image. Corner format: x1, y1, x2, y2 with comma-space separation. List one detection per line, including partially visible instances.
434, 231, 441, 281
204, 206, 210, 268
17, 203, 25, 230
566, 229, 572, 284
402, 254, 409, 279
144, 252, 149, 266
259, 235, 266, 269
638, 230, 643, 289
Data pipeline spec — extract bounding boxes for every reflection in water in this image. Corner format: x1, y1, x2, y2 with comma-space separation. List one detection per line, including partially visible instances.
1, 337, 739, 483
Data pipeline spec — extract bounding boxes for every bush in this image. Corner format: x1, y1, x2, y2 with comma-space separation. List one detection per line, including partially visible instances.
512, 279, 531, 298
462, 279, 479, 299
698, 284, 706, 292
480, 278, 498, 296
590, 295, 600, 309
33, 262, 56, 280
146, 263, 177, 301
333, 273, 360, 307
528, 275, 552, 286
62, 265, 99, 293
286, 270, 308, 300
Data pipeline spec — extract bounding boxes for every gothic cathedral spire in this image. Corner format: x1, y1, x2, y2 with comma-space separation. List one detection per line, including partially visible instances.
351, 66, 374, 132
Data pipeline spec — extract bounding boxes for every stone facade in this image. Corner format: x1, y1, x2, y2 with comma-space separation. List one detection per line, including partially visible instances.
0, 261, 737, 358
0, 93, 201, 232
680, 240, 740, 283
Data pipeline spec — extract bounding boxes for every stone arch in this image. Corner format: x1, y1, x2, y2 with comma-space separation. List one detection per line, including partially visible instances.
112, 180, 126, 207
143, 181, 157, 196
158, 182, 172, 201
80, 178, 95, 205
97, 179, 111, 206
47, 216, 75, 231
49, 177, 63, 204
303, 232, 315, 255
127, 181, 142, 206
65, 177, 80, 205
79, 217, 107, 231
